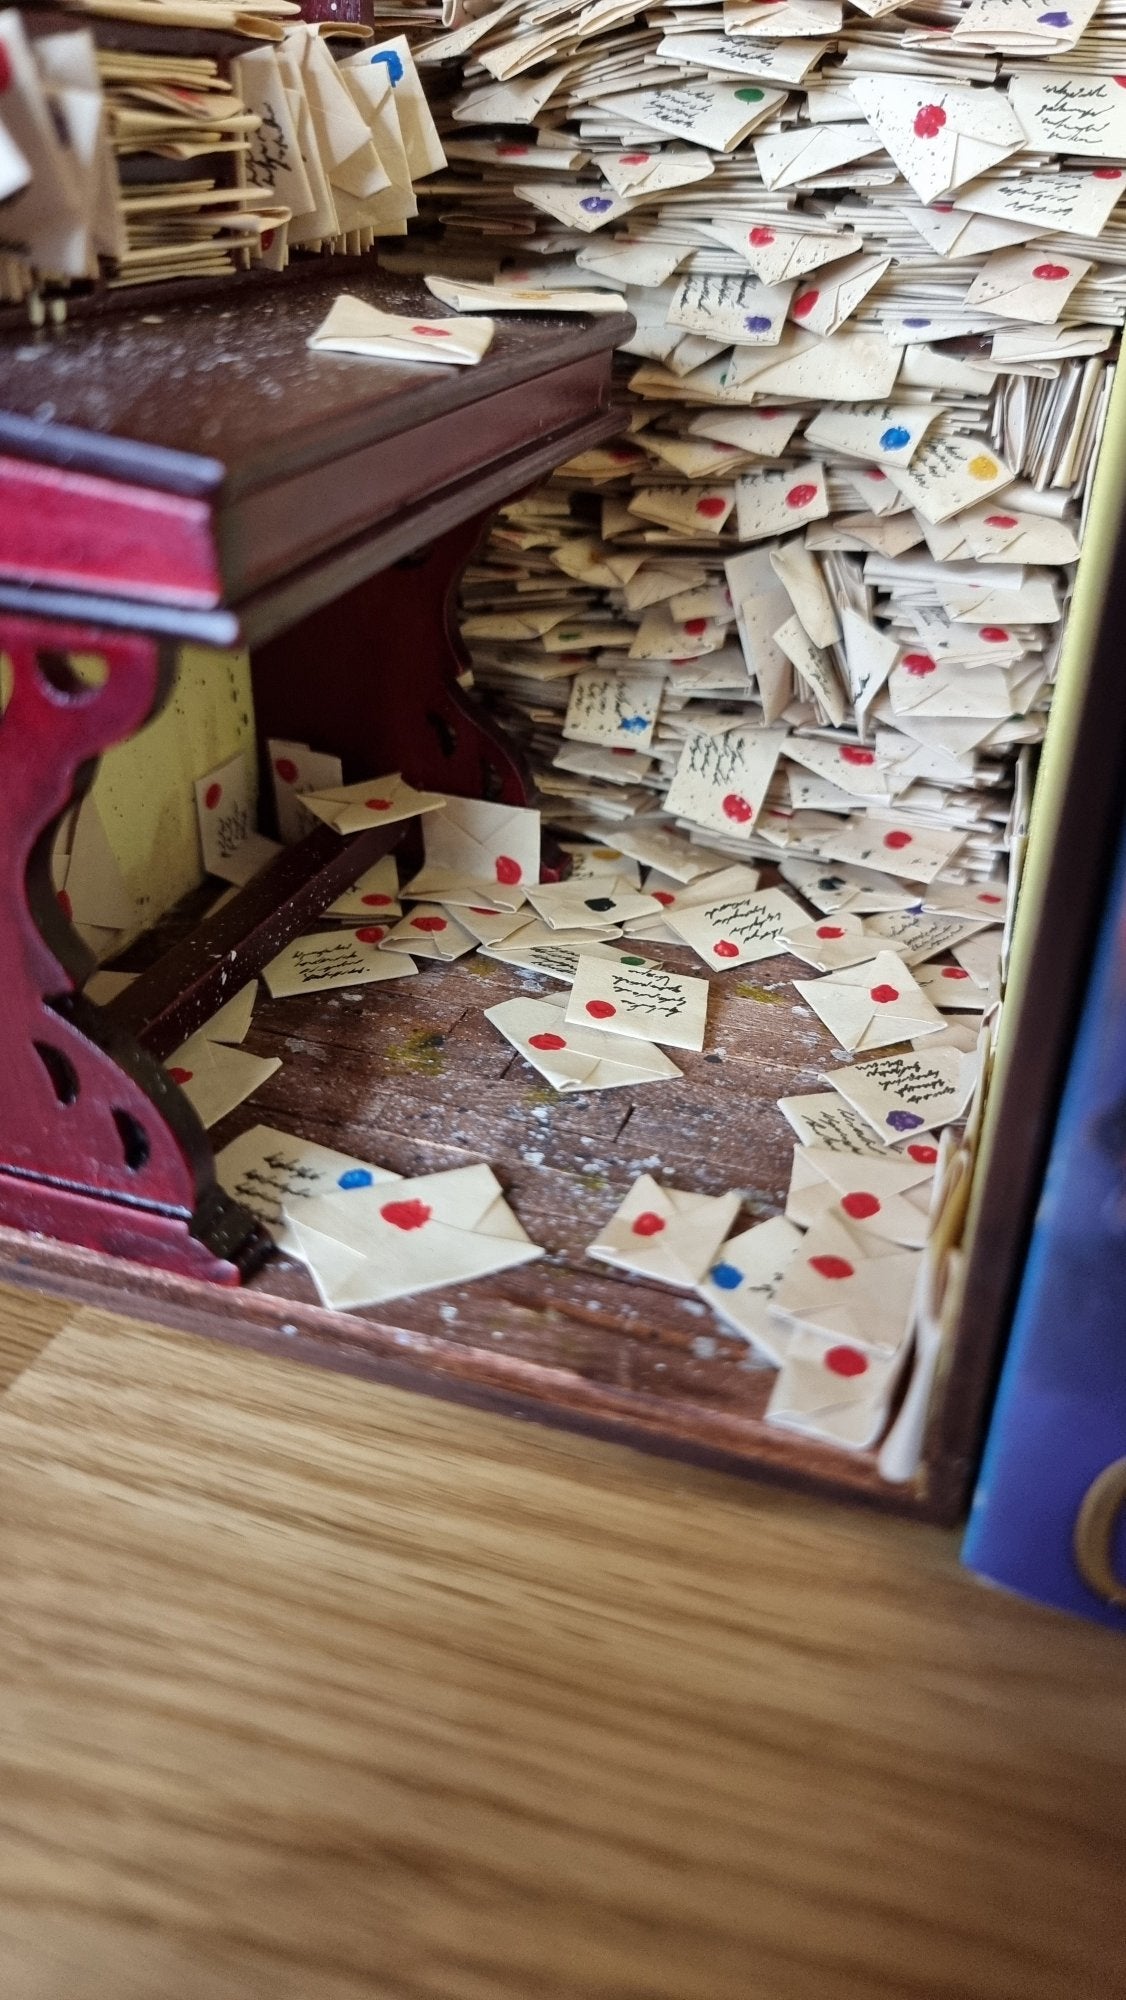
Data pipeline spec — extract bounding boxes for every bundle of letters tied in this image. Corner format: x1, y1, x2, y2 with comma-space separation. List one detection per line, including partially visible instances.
367, 0, 1126, 1453
0, 1, 445, 308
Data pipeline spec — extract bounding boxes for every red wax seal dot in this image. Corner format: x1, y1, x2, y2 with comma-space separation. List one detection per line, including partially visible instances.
842, 1191, 881, 1220
914, 103, 947, 138
683, 617, 707, 636
529, 1032, 566, 1050
786, 482, 818, 509
619, 151, 649, 163
495, 855, 522, 885
411, 325, 450, 337
365, 797, 393, 811
816, 925, 845, 939
1032, 262, 1070, 281
714, 940, 739, 958
825, 1345, 868, 1377
168, 1066, 193, 1085
792, 290, 819, 318
611, 748, 635, 757
586, 999, 616, 1019
868, 467, 887, 481
354, 926, 386, 943
653, 890, 675, 906
902, 652, 937, 676
204, 782, 222, 809
722, 793, 754, 823
870, 983, 900, 1004
980, 892, 1002, 904
884, 830, 912, 850
496, 143, 530, 155
908, 1143, 938, 1165
0, 48, 10, 90
274, 757, 299, 784
696, 496, 726, 518
632, 1211, 666, 1236
57, 890, 73, 919
1093, 166, 1124, 177
412, 915, 447, 932
361, 892, 393, 907
985, 514, 1018, 528
980, 626, 1009, 642
840, 746, 875, 766
380, 1199, 431, 1231
749, 226, 775, 245
942, 966, 970, 979
810, 1254, 854, 1281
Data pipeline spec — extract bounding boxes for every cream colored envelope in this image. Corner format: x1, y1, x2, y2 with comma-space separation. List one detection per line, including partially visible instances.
426, 274, 626, 314
913, 963, 988, 1012
628, 485, 735, 535
380, 906, 476, 961
215, 1121, 401, 1249
754, 120, 879, 191
964, 246, 1090, 324
522, 881, 661, 931
451, 904, 530, 946
165, 1036, 281, 1131
864, 910, 987, 966
668, 270, 795, 348
486, 996, 681, 1091
664, 725, 790, 838
308, 295, 494, 365
592, 146, 715, 200
783, 735, 902, 804
609, 824, 735, 882
795, 952, 946, 1053
62, 794, 138, 934
769, 540, 840, 647
286, 1163, 542, 1309
824, 1046, 977, 1139
921, 879, 1007, 923
301, 773, 447, 836
564, 955, 709, 1052
784, 1147, 934, 1249
783, 251, 890, 337
482, 933, 652, 983
724, 0, 842, 32
587, 1175, 743, 1288
738, 327, 903, 402
267, 737, 344, 844
735, 463, 829, 541
885, 433, 1015, 524
778, 1090, 910, 1157
670, 886, 808, 968
194, 753, 281, 887
563, 669, 665, 751
598, 78, 785, 152
951, 0, 1096, 52
658, 32, 827, 82
775, 617, 847, 726
706, 218, 855, 287
849, 75, 1026, 203
781, 912, 878, 973
952, 929, 1003, 990
513, 180, 641, 232
326, 854, 401, 920
765, 1327, 906, 1450
1008, 73, 1126, 156
264, 928, 418, 996
769, 1211, 922, 1352
697, 1216, 805, 1363
817, 817, 967, 883
804, 402, 939, 470
561, 845, 643, 885
349, 37, 445, 179
954, 168, 1125, 239
404, 796, 540, 905
949, 504, 1079, 566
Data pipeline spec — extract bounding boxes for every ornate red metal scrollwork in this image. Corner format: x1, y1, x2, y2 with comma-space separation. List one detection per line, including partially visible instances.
0, 613, 267, 1281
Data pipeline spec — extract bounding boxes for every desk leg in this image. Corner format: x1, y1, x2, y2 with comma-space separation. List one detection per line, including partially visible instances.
0, 614, 268, 1283
251, 511, 531, 808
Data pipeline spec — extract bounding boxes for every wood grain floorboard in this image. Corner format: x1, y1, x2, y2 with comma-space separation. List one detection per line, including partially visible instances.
0, 1291, 1122, 2000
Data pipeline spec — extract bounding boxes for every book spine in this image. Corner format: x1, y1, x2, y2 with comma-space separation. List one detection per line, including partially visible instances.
963, 802, 1126, 1631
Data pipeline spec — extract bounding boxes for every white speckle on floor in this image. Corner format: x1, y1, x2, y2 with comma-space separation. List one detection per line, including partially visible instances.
692, 1335, 718, 1359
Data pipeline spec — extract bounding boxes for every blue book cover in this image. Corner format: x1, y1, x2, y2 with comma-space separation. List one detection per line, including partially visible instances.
963, 815, 1126, 1630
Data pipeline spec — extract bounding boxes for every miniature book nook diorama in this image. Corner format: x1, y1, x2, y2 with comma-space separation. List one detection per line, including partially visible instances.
0, 0, 1123, 1526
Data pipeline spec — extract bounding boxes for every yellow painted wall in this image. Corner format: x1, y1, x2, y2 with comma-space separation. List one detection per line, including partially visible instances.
91, 646, 258, 939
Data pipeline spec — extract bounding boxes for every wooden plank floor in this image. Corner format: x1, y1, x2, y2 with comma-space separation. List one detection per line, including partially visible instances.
0, 1285, 1123, 2000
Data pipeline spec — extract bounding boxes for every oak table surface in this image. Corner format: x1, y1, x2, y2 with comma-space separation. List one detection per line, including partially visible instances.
0, 1281, 1123, 2000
